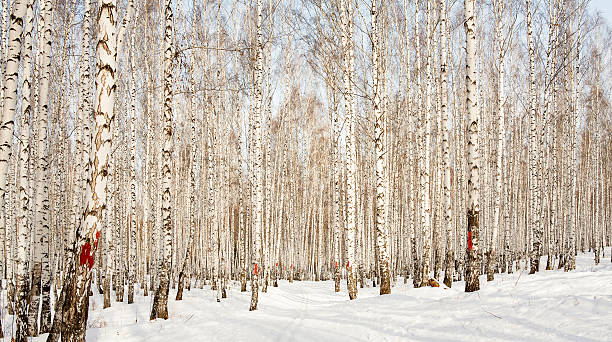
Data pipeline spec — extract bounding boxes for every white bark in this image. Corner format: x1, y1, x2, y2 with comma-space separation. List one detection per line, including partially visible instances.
151, 0, 173, 320
488, 0, 505, 282
339, 0, 358, 300
15, 2, 34, 340
57, 1, 118, 340
527, 0, 542, 274
31, 0, 53, 334
371, 0, 391, 295
0, 0, 27, 246
250, 0, 264, 311
420, 0, 433, 285
567, 3, 581, 272
128, 40, 137, 303
464, 0, 480, 293
440, 0, 453, 288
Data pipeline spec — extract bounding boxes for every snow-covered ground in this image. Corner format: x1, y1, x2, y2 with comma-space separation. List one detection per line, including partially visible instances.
8, 248, 612, 341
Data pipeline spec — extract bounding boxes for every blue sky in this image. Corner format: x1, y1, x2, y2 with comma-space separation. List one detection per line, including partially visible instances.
590, 0, 612, 24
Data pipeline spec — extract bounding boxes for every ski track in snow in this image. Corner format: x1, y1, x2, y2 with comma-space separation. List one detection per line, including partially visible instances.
3, 248, 611, 342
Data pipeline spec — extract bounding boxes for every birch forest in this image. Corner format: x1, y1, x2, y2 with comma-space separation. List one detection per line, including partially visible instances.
0, 0, 610, 341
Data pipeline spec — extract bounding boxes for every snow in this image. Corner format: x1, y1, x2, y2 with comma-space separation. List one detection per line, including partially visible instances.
8, 248, 612, 341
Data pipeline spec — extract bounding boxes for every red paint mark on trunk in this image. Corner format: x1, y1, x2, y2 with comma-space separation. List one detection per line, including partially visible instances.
276, 262, 278, 267
335, 261, 338, 268
79, 243, 90, 265
346, 261, 350, 269
79, 242, 94, 269
94, 231, 101, 248
468, 231, 473, 251
254, 263, 258, 275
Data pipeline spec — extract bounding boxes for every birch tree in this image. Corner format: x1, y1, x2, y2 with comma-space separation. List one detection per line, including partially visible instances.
527, 0, 542, 275
487, 0, 506, 282
58, 0, 118, 340
34, 0, 53, 333
419, 0, 434, 286
464, 0, 480, 293
151, 0, 174, 320
440, 0, 453, 288
0, 0, 27, 236
371, 0, 391, 295
14, 2, 34, 340
250, 0, 265, 311
566, 2, 582, 272
339, 0, 359, 300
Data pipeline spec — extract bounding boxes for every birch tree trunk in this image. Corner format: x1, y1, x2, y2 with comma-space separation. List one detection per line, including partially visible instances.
34, 0, 53, 334
25, 0, 44, 332
464, 0, 480, 293
566, 3, 581, 272
207, 107, 220, 301
176, 95, 197, 301
439, 0, 454, 288
487, 0, 505, 282
15, 2, 34, 340
128, 62, 137, 304
58, 0, 117, 340
527, 0, 542, 275
543, 0, 559, 271
238, 120, 247, 292
151, 0, 173, 320
0, 0, 27, 243
339, 0, 358, 300
330, 72, 341, 293
411, 0, 423, 288
250, 0, 264, 311
420, 0, 433, 286
371, 0, 391, 295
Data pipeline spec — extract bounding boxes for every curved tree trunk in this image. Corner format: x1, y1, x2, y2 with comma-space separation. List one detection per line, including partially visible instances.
57, 1, 118, 341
